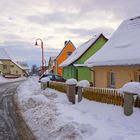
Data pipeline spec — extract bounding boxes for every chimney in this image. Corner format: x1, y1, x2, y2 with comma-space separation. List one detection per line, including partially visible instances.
64, 41, 68, 46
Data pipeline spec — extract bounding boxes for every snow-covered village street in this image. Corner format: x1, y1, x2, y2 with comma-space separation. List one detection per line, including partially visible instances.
1, 1, 140, 140
16, 77, 140, 140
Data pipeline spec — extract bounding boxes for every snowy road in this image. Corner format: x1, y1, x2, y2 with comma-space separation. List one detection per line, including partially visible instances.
0, 81, 23, 140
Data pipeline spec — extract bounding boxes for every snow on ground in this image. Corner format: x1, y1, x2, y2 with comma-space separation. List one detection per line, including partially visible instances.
0, 75, 26, 84
17, 77, 140, 140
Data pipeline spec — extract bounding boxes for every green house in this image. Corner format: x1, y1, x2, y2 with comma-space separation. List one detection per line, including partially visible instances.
59, 34, 108, 83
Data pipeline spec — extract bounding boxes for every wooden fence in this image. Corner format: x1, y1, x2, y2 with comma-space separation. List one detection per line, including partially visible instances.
46, 82, 140, 108
134, 95, 140, 108
49, 81, 67, 93
83, 87, 124, 106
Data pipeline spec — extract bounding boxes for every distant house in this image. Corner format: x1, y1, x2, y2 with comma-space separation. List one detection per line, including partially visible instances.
60, 34, 108, 83
16, 61, 30, 75
48, 56, 56, 73
85, 16, 140, 88
0, 48, 28, 77
53, 40, 76, 76
0, 61, 3, 74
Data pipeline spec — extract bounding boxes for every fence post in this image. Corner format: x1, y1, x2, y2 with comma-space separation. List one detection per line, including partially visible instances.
41, 82, 49, 90
123, 92, 135, 116
77, 86, 83, 102
66, 84, 76, 104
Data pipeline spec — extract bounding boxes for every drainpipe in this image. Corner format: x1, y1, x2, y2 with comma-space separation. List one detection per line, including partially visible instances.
89, 68, 95, 87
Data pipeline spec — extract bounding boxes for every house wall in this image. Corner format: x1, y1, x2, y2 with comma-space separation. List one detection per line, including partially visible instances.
10, 61, 26, 77
1, 60, 11, 74
0, 64, 3, 74
63, 66, 77, 79
77, 67, 92, 82
54, 42, 76, 76
94, 66, 140, 88
76, 36, 107, 64
75, 36, 107, 82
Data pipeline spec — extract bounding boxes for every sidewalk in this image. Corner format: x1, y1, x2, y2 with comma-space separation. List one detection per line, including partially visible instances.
16, 77, 140, 140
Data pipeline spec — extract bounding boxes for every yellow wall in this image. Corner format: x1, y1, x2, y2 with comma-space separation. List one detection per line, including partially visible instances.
10, 61, 26, 77
93, 66, 140, 88
0, 64, 3, 74
1, 60, 11, 74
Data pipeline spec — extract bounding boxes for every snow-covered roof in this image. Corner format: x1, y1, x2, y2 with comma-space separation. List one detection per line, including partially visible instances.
0, 48, 11, 60
16, 61, 29, 70
85, 16, 140, 67
60, 34, 104, 67
73, 64, 86, 67
12, 61, 26, 72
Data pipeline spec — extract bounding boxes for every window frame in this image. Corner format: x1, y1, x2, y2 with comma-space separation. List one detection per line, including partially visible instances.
109, 71, 116, 88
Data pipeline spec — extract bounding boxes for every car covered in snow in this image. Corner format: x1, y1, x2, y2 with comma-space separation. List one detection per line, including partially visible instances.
39, 74, 66, 82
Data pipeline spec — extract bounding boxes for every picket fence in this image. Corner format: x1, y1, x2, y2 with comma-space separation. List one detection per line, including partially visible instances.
47, 82, 140, 108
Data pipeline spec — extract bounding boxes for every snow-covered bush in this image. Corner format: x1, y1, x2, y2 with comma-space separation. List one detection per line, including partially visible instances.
40, 77, 51, 83
66, 78, 77, 85
122, 82, 140, 95
77, 80, 90, 88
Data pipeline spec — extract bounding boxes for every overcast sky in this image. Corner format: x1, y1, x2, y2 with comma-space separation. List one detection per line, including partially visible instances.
0, 0, 140, 67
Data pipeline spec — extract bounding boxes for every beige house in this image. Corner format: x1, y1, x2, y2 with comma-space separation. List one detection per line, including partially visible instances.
0, 61, 3, 74
85, 16, 140, 88
0, 48, 27, 77
10, 61, 28, 77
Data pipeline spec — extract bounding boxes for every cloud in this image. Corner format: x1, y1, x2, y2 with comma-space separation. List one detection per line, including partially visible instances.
56, 27, 114, 38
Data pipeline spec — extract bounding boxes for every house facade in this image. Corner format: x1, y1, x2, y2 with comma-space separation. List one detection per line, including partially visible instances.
92, 66, 140, 88
85, 16, 140, 88
10, 61, 28, 77
48, 56, 56, 74
0, 61, 3, 74
60, 34, 108, 83
53, 40, 76, 76
0, 48, 27, 77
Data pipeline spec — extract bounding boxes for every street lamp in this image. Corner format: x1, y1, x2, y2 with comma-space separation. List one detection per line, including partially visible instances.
35, 38, 45, 74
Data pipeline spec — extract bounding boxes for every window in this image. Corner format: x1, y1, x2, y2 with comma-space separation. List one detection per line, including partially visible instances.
3, 65, 7, 69
67, 51, 72, 57
16, 70, 18, 74
10, 65, 14, 68
110, 72, 115, 88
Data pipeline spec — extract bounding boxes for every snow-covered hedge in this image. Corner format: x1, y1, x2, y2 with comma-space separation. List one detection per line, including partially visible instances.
77, 80, 90, 88
122, 82, 140, 95
66, 78, 77, 85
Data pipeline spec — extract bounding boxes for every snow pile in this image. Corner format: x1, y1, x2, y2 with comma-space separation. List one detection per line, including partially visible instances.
40, 77, 50, 83
17, 77, 140, 140
77, 80, 90, 88
0, 75, 8, 82
121, 82, 140, 95
66, 78, 77, 85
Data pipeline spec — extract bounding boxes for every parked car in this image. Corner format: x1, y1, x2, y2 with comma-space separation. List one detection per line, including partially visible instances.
39, 74, 66, 82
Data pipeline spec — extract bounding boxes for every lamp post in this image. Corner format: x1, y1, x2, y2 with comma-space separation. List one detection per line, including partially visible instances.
35, 38, 45, 74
